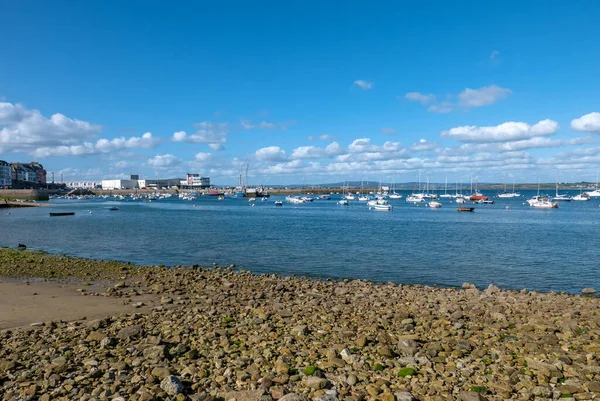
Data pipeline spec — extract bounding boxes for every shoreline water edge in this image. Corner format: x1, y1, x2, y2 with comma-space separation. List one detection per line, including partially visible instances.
1, 249, 600, 400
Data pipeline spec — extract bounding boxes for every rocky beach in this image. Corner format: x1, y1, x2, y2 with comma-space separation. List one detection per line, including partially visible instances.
1, 249, 599, 401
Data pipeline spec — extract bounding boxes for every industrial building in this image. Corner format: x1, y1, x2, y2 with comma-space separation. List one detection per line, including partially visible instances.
100, 174, 204, 190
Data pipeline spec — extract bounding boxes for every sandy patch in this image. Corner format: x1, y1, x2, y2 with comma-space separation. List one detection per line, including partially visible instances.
0, 278, 157, 330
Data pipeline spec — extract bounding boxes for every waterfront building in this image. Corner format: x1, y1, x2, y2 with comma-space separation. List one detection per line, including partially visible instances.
66, 181, 101, 189
180, 173, 210, 189
101, 179, 139, 190
0, 160, 12, 188
138, 178, 182, 189
9, 162, 47, 187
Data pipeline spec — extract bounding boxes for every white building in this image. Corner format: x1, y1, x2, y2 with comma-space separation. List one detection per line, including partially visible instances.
0, 160, 11, 188
138, 178, 182, 189
101, 179, 139, 190
66, 181, 101, 189
180, 173, 210, 189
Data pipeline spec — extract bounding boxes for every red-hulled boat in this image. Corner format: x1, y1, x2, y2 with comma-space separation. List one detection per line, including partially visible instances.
469, 192, 489, 201
208, 189, 224, 196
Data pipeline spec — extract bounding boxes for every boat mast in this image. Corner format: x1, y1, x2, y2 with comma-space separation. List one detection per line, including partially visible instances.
245, 164, 249, 190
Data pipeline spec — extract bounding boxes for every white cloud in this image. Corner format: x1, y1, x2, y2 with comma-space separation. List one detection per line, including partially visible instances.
172, 122, 228, 144
32, 132, 159, 158
348, 138, 377, 153
290, 142, 346, 160
95, 132, 158, 152
353, 80, 374, 90
241, 119, 288, 130
427, 103, 453, 114
0, 101, 101, 154
571, 112, 600, 133
457, 85, 512, 108
381, 127, 396, 135
405, 85, 511, 113
255, 146, 286, 161
442, 119, 559, 143
148, 154, 181, 168
490, 50, 499, 61
411, 139, 438, 152
404, 92, 436, 105
195, 152, 212, 161
308, 134, 334, 141
209, 143, 224, 151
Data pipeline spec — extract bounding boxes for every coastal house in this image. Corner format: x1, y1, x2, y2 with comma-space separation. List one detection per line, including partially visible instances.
10, 162, 47, 185
0, 160, 12, 188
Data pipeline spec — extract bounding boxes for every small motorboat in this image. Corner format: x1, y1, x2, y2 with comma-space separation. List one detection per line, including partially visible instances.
474, 199, 495, 204
248, 198, 256, 202
457, 207, 475, 212
338, 199, 349, 205
275, 200, 283, 206
429, 201, 442, 208
50, 212, 75, 217
109, 207, 119, 211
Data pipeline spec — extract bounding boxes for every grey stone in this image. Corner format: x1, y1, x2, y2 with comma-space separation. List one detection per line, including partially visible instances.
582, 288, 596, 295
397, 337, 419, 356
160, 375, 184, 396
279, 394, 309, 401
143, 345, 166, 360
306, 376, 328, 390
394, 392, 415, 401
117, 325, 142, 340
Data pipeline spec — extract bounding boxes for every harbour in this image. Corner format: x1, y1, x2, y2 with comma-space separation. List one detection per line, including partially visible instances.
2, 189, 599, 294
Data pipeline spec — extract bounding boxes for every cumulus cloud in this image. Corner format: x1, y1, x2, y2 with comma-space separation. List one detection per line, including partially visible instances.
172, 122, 228, 144
353, 80, 374, 90
0, 101, 101, 154
571, 112, 600, 133
209, 143, 224, 151
442, 119, 559, 143
95, 132, 158, 152
290, 142, 346, 159
411, 139, 438, 152
32, 132, 159, 158
404, 85, 511, 113
457, 85, 512, 108
195, 152, 212, 161
404, 92, 436, 105
148, 154, 181, 168
255, 146, 286, 161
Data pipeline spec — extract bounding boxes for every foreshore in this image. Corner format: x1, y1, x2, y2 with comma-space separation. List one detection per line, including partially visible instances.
1, 249, 599, 401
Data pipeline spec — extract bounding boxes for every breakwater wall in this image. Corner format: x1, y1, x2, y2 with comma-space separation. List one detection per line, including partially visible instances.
0, 189, 49, 201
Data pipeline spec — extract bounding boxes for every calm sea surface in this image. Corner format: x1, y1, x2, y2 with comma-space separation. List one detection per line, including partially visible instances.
1, 190, 599, 293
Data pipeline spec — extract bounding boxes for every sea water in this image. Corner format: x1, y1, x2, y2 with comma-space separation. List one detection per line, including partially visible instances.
1, 190, 599, 293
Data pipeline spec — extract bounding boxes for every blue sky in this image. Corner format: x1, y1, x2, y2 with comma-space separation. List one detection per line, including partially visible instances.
1, 1, 600, 184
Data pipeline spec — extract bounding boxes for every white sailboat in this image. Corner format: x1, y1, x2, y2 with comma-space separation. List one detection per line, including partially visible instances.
389, 176, 402, 199
552, 175, 572, 202
497, 174, 520, 198
585, 171, 600, 197
439, 177, 453, 198
358, 179, 369, 201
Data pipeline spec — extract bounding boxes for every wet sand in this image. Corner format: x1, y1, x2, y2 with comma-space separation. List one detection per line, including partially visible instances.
0, 278, 157, 329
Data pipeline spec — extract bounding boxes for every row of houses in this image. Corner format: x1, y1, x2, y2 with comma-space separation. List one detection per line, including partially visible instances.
0, 161, 47, 188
